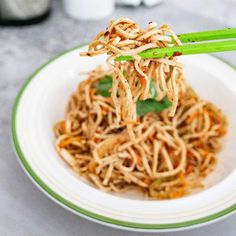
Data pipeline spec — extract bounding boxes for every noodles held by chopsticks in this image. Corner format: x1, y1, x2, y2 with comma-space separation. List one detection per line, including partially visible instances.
80, 18, 184, 129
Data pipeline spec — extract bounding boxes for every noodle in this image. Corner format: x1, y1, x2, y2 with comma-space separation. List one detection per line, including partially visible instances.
54, 68, 227, 199
54, 18, 227, 199
80, 18, 183, 127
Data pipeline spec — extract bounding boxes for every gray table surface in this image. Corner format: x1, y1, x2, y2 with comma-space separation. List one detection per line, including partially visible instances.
0, 1, 235, 235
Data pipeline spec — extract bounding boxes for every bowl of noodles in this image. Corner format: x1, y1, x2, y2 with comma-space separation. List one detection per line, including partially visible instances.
11, 18, 236, 232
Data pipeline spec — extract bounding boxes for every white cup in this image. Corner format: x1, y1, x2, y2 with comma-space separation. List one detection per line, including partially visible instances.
63, 0, 115, 20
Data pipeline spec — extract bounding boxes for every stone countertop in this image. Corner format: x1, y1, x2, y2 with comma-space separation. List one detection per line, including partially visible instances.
0, 1, 235, 235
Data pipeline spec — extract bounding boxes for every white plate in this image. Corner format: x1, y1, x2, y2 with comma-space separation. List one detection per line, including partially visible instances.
11, 45, 236, 232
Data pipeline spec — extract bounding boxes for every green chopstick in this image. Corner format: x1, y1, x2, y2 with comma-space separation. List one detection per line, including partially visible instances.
115, 40, 236, 61
176, 28, 236, 43
115, 28, 236, 61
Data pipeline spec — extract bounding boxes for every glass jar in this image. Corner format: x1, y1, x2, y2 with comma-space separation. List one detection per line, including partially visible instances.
0, 0, 51, 26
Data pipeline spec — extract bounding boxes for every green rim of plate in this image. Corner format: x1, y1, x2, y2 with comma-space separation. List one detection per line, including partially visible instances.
11, 45, 236, 231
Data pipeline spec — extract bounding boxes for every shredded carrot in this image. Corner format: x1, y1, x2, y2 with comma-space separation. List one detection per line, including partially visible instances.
59, 136, 81, 148
207, 111, 215, 126
90, 88, 96, 97
208, 111, 215, 120
196, 141, 204, 148
169, 188, 185, 199
122, 120, 140, 125
140, 76, 146, 87
58, 121, 65, 131
102, 106, 110, 112
186, 165, 192, 174
144, 178, 152, 185
178, 172, 187, 186
187, 111, 199, 123
137, 155, 142, 166
187, 151, 193, 158
141, 66, 148, 73
216, 128, 226, 136
199, 149, 208, 157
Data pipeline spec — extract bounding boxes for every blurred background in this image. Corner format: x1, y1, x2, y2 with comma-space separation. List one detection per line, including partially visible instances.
0, 0, 236, 235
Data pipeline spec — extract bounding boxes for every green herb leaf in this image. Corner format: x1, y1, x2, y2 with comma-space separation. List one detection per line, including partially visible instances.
94, 75, 112, 97
94, 76, 172, 116
136, 98, 172, 116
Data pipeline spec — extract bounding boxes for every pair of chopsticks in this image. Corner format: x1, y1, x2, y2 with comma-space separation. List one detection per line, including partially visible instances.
115, 28, 236, 61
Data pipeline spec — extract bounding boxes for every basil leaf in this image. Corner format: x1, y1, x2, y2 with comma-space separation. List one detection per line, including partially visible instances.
136, 98, 172, 116
94, 76, 172, 116
94, 75, 112, 97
